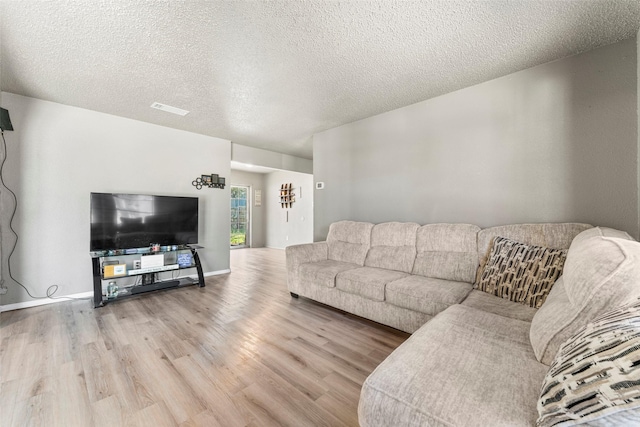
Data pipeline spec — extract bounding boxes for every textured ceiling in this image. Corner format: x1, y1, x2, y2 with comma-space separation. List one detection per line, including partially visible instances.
1, 1, 639, 159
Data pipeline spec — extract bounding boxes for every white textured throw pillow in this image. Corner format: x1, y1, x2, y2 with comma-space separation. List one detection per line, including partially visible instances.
537, 300, 640, 426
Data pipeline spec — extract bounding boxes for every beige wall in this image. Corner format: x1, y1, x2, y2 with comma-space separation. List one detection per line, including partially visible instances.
313, 37, 638, 240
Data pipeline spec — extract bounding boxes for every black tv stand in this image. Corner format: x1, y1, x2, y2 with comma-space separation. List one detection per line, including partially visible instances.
131, 279, 180, 294
91, 245, 205, 308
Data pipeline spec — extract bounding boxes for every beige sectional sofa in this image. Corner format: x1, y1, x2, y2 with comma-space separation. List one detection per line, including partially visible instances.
285, 221, 640, 426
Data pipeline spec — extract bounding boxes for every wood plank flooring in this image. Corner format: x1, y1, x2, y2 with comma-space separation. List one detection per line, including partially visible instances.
1, 248, 409, 426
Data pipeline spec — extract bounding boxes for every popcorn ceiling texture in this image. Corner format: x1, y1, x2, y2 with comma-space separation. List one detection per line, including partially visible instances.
0, 0, 639, 159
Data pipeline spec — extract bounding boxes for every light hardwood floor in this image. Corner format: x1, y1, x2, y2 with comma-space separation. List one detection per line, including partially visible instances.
1, 248, 409, 426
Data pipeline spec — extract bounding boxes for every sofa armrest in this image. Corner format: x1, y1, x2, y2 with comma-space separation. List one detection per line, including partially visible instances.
286, 242, 328, 294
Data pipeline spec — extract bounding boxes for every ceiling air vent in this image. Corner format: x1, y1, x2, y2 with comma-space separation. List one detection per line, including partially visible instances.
150, 102, 189, 116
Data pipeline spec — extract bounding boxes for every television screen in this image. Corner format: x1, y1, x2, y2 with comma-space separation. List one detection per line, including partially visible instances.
90, 193, 199, 251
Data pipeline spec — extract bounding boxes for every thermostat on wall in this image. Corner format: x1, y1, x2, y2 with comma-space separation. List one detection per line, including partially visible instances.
316, 182, 325, 190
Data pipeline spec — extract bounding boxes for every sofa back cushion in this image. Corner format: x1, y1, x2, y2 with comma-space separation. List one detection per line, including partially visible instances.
476, 223, 591, 283
327, 220, 374, 265
364, 222, 420, 273
530, 227, 640, 364
412, 224, 480, 282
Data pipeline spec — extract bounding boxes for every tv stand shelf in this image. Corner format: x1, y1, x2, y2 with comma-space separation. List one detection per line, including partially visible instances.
91, 245, 205, 308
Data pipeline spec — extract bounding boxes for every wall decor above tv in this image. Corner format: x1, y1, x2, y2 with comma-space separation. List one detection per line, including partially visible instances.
192, 173, 226, 190
90, 192, 199, 251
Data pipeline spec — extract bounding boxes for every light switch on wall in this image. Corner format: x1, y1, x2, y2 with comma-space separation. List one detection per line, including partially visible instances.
316, 182, 325, 189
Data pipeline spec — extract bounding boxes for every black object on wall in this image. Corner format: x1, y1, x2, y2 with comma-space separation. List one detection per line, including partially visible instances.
192, 173, 225, 190
0, 108, 13, 132
90, 192, 199, 252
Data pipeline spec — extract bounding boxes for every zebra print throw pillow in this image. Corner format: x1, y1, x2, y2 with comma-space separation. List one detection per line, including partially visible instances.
537, 300, 640, 427
475, 237, 567, 308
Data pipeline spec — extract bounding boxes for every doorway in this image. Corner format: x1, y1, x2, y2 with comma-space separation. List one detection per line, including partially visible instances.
230, 185, 249, 248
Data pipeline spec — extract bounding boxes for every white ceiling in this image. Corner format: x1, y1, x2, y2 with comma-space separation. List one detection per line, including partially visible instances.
1, 1, 639, 160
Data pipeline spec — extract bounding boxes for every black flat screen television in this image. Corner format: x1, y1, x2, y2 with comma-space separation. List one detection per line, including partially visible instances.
90, 192, 199, 251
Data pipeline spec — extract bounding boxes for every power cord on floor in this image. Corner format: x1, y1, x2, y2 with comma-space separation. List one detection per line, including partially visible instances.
0, 129, 92, 302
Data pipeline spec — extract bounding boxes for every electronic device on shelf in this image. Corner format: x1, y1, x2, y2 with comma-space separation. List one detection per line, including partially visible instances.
89, 192, 205, 308
90, 192, 199, 252
131, 280, 180, 295
91, 246, 205, 308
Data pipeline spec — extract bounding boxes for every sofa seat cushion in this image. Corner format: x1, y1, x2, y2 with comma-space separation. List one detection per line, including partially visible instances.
385, 275, 472, 316
359, 305, 549, 427
461, 290, 538, 322
335, 267, 409, 301
298, 260, 360, 288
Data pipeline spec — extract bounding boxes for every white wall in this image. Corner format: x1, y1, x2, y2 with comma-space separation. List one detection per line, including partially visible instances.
265, 170, 313, 248
232, 143, 312, 174
0, 93, 231, 305
313, 37, 638, 240
0, 10, 3, 107
0, 13, 5, 289
230, 169, 266, 248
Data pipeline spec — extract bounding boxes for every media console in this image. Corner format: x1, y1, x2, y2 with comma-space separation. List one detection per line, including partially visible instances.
91, 244, 205, 308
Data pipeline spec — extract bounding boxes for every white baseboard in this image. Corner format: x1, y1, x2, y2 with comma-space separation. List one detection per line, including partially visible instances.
206, 269, 231, 276
0, 268, 231, 313
187, 269, 231, 279
0, 290, 94, 313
